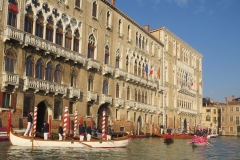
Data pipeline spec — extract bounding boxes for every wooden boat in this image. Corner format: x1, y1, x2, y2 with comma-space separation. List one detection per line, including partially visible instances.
164, 138, 174, 144
9, 129, 132, 148
154, 132, 194, 139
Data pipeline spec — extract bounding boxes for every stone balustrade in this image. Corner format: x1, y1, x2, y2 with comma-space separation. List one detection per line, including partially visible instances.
103, 64, 114, 75
69, 87, 81, 99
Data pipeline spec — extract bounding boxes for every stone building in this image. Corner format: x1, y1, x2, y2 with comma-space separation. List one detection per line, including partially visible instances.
221, 96, 240, 136
0, 0, 202, 135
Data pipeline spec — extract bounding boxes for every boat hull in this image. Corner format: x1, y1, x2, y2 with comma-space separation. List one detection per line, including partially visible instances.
192, 142, 208, 147
10, 130, 131, 148
154, 132, 194, 139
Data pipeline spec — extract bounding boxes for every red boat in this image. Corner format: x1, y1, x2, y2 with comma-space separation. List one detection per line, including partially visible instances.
154, 131, 194, 139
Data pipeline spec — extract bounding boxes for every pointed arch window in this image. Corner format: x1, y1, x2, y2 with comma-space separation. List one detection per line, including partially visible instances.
126, 56, 129, 72
92, 1, 97, 18
65, 26, 72, 49
106, 11, 111, 28
127, 87, 130, 100
127, 25, 131, 41
70, 69, 77, 87
102, 80, 108, 94
142, 91, 144, 103
73, 30, 80, 52
138, 62, 141, 76
136, 32, 138, 46
88, 75, 93, 91
88, 34, 95, 58
104, 45, 109, 64
46, 61, 53, 82
134, 60, 137, 75
138, 90, 141, 102
54, 64, 62, 83
35, 59, 44, 79
24, 15, 33, 33
46, 17, 53, 42
26, 56, 34, 77
145, 92, 147, 104
116, 83, 119, 98
56, 28, 63, 46
135, 89, 137, 101
5, 50, 15, 73
142, 64, 145, 78
8, 0, 18, 27
115, 55, 120, 68
35, 12, 43, 38
75, 0, 80, 8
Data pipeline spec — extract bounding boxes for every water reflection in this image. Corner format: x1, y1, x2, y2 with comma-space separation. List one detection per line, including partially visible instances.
1, 137, 240, 160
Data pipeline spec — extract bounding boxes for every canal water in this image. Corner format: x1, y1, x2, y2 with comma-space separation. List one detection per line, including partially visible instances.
0, 136, 240, 160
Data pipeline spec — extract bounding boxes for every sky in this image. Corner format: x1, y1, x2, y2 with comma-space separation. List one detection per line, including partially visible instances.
114, 0, 240, 103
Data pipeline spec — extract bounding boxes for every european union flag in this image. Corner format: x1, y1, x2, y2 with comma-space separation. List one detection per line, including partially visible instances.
145, 64, 148, 74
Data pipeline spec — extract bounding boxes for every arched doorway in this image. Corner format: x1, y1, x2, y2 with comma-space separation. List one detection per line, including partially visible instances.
136, 116, 142, 135
97, 104, 109, 132
36, 101, 47, 132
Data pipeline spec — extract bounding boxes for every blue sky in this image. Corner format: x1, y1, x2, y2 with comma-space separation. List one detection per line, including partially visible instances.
115, 0, 240, 103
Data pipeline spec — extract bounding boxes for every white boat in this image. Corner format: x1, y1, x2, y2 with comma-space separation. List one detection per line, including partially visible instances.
207, 133, 218, 139
9, 130, 132, 148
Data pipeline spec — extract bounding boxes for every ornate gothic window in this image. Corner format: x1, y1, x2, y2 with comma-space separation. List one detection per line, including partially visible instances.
46, 16, 54, 42
88, 34, 95, 58
56, 21, 63, 46
35, 59, 44, 79
73, 29, 80, 52
45, 61, 53, 82
5, 50, 16, 73
24, 14, 33, 34
70, 68, 77, 87
104, 45, 109, 64
65, 26, 72, 50
26, 56, 34, 77
36, 12, 44, 38
8, 0, 18, 27
54, 64, 62, 83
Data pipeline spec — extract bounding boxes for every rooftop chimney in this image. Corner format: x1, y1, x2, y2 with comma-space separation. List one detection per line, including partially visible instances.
112, 0, 116, 5
144, 25, 150, 32
232, 95, 235, 101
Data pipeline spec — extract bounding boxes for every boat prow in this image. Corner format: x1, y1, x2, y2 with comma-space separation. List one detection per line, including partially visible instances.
10, 129, 132, 148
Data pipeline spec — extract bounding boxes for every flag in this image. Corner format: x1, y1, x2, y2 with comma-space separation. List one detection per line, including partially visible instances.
186, 73, 188, 82
149, 67, 153, 76
190, 79, 193, 86
145, 64, 148, 74
157, 67, 160, 79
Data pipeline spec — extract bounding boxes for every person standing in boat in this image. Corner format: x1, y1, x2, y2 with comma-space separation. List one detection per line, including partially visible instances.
43, 121, 49, 140
86, 124, 91, 141
24, 111, 33, 137
58, 122, 63, 140
79, 124, 85, 141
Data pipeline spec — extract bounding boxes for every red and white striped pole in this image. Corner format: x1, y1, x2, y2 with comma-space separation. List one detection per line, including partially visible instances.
102, 109, 106, 136
63, 106, 68, 137
33, 106, 38, 137
187, 123, 189, 134
74, 110, 78, 137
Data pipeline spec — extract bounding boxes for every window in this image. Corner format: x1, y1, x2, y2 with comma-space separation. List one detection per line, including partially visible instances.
127, 25, 131, 41
54, 98, 62, 119
134, 112, 136, 122
127, 111, 129, 121
214, 109, 216, 114
26, 56, 34, 77
56, 28, 63, 46
145, 114, 147, 123
230, 127, 233, 132
127, 87, 130, 100
116, 109, 119, 120
70, 69, 77, 87
8, 1, 18, 27
138, 90, 141, 102
102, 80, 108, 94
65, 28, 72, 50
135, 89, 137, 101
118, 19, 123, 37
106, 11, 111, 28
92, 1, 97, 18
116, 84, 119, 98
236, 117, 239, 125
35, 59, 44, 79
145, 92, 147, 104
104, 46, 109, 64
230, 116, 233, 122
69, 102, 74, 115
24, 16, 33, 33
87, 103, 92, 116
88, 34, 95, 58
45, 62, 53, 81
73, 30, 80, 52
88, 76, 93, 91
46, 26, 53, 42
222, 116, 225, 122
115, 55, 120, 68
138, 62, 141, 76
5, 50, 15, 73
142, 91, 144, 103
206, 109, 211, 112
151, 115, 153, 124
230, 107, 233, 112
134, 61, 137, 75
126, 56, 129, 72
54, 64, 62, 83
35, 13, 43, 38
3, 93, 11, 108
75, 0, 80, 8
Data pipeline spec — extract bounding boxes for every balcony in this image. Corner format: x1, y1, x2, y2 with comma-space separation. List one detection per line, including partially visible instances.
100, 94, 112, 105
178, 85, 196, 97
69, 87, 80, 99
115, 98, 124, 109
23, 76, 67, 96
115, 68, 127, 79
2, 72, 19, 91
3, 26, 24, 44
24, 33, 86, 65
126, 73, 136, 82
103, 64, 114, 76
126, 100, 136, 110
86, 58, 100, 71
178, 107, 197, 116
147, 80, 157, 89
87, 91, 98, 102
157, 108, 164, 115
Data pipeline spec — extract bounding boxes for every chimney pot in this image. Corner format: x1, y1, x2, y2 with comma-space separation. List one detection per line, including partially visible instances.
232, 95, 235, 101
112, 0, 116, 5
144, 25, 150, 32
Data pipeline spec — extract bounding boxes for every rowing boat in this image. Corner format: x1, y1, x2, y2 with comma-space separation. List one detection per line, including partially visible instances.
9, 129, 132, 148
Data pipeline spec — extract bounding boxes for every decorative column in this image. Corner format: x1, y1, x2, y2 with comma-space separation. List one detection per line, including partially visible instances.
102, 109, 106, 134
74, 110, 78, 137
63, 106, 68, 137
33, 106, 38, 137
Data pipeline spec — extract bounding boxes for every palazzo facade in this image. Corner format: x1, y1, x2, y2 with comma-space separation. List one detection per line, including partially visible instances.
0, 0, 202, 135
